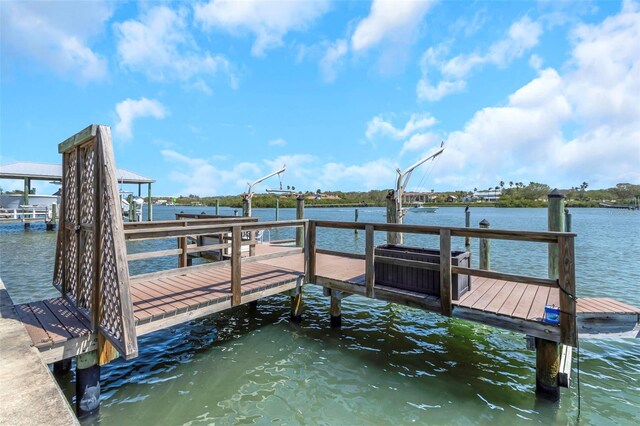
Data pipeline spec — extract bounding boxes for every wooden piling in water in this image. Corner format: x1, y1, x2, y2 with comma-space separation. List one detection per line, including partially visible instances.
386, 190, 400, 245
296, 195, 304, 248
275, 198, 280, 221
479, 219, 490, 270
76, 350, 100, 418
464, 207, 471, 253
354, 208, 359, 234
535, 338, 560, 401
215, 199, 220, 215
147, 183, 152, 221
330, 291, 342, 328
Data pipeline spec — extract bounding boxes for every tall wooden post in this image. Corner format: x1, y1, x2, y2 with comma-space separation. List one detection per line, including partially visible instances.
548, 189, 565, 279
147, 183, 152, 221
275, 198, 280, 221
479, 219, 490, 270
439, 229, 452, 316
215, 199, 220, 215
76, 351, 100, 418
564, 208, 572, 233
464, 207, 471, 253
296, 194, 304, 248
242, 194, 251, 217
138, 183, 141, 197
534, 189, 566, 402
47, 202, 57, 231
386, 190, 400, 245
127, 194, 136, 222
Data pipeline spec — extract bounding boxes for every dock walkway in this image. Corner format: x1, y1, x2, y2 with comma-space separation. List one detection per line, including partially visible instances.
0, 279, 79, 426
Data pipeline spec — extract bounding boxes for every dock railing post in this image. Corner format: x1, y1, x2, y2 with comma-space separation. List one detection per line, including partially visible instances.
231, 226, 241, 306
365, 224, 375, 298
548, 189, 565, 279
296, 194, 305, 248
386, 190, 400, 245
305, 220, 316, 284
178, 236, 188, 268
479, 219, 490, 270
128, 194, 136, 222
439, 229, 452, 316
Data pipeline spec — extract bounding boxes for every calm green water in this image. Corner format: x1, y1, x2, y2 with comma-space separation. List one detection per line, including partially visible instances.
1, 207, 638, 425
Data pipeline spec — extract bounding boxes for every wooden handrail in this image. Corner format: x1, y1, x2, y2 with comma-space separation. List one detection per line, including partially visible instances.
123, 217, 257, 229
311, 220, 575, 243
124, 219, 307, 241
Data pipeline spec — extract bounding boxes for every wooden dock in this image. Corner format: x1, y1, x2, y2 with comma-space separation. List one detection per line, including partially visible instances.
4, 124, 640, 422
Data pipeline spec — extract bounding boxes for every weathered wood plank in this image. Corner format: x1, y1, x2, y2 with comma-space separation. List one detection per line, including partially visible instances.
15, 303, 53, 347
451, 265, 558, 289
558, 235, 577, 346
511, 285, 539, 320
365, 225, 375, 298
127, 248, 183, 262
439, 229, 452, 316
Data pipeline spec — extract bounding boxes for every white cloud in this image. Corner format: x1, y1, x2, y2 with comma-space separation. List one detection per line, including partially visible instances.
320, 159, 397, 190
268, 138, 287, 147
400, 132, 441, 156
366, 113, 437, 140
320, 39, 348, 82
194, 0, 330, 57
115, 98, 168, 140
351, 0, 434, 52
423, 2, 640, 190
1, 0, 111, 82
114, 6, 236, 90
417, 16, 543, 101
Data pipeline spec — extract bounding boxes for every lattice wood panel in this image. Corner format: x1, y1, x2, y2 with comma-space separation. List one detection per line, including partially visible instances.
53, 124, 138, 363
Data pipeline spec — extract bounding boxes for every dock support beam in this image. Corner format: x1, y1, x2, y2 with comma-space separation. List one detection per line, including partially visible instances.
76, 351, 100, 419
296, 195, 304, 248
535, 338, 560, 401
290, 287, 303, 323
479, 219, 490, 270
386, 190, 400, 245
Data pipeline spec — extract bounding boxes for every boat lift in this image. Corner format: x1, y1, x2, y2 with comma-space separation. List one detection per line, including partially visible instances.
243, 165, 287, 217
391, 143, 444, 244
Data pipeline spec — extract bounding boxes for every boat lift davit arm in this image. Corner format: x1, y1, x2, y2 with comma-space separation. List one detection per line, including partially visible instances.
395, 143, 444, 221
246, 165, 286, 200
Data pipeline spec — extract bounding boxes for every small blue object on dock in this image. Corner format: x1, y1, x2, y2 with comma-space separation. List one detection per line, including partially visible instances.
544, 305, 560, 325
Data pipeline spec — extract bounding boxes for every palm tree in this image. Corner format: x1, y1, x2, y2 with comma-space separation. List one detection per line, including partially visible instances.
509, 181, 514, 188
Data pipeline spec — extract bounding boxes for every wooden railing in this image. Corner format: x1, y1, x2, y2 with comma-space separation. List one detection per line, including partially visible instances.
306, 220, 577, 347
124, 219, 308, 307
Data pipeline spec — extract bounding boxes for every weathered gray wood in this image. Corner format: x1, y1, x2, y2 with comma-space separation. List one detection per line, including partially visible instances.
465, 208, 471, 253
231, 226, 241, 306
535, 338, 560, 401
548, 189, 565, 280
178, 237, 188, 268
311, 220, 567, 242
453, 307, 561, 342
365, 224, 375, 298
58, 124, 97, 153
451, 266, 558, 288
186, 242, 232, 254
559, 344, 572, 388
479, 219, 490, 270
123, 217, 257, 229
95, 126, 138, 362
558, 235, 577, 347
385, 190, 400, 244
306, 221, 317, 284
296, 195, 305, 248
439, 229, 452, 316
317, 248, 366, 260
127, 249, 183, 262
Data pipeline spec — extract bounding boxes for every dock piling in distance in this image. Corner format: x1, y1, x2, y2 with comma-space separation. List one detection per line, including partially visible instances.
46, 202, 57, 231
275, 198, 279, 221
479, 219, 490, 270
386, 190, 400, 245
354, 208, 359, 234
295, 195, 304, 248
330, 290, 342, 328
464, 207, 471, 253
215, 199, 220, 215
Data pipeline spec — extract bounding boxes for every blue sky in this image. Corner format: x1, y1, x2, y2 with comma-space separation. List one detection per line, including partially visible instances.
1, 0, 638, 196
